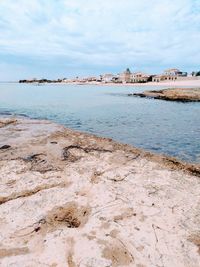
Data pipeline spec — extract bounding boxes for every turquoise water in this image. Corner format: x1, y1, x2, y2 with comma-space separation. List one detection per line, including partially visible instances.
0, 82, 199, 163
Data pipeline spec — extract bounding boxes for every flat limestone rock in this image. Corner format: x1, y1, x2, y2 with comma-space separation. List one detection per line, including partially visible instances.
0, 117, 199, 267
129, 88, 200, 102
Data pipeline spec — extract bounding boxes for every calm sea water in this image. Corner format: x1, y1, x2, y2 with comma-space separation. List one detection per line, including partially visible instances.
0, 82, 199, 163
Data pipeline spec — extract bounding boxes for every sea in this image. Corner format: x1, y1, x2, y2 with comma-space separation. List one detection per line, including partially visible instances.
0, 82, 199, 163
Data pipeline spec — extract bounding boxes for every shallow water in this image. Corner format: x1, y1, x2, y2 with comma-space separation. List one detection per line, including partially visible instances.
0, 82, 199, 163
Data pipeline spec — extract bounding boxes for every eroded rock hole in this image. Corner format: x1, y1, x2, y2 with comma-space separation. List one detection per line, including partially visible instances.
44, 202, 91, 229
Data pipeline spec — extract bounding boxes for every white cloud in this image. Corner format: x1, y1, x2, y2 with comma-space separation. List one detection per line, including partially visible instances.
0, 0, 199, 79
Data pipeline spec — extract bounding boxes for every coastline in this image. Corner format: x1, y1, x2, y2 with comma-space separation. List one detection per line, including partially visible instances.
69, 79, 200, 87
0, 117, 199, 266
129, 88, 200, 102
17, 79, 200, 88
0, 116, 199, 172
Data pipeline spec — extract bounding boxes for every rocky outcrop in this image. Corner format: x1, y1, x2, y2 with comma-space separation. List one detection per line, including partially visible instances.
129, 88, 200, 102
0, 117, 199, 267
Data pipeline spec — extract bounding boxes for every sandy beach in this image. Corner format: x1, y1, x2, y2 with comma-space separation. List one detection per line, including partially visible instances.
0, 117, 199, 267
61, 79, 200, 88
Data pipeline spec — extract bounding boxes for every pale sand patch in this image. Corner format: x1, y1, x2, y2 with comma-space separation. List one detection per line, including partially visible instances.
60, 79, 200, 88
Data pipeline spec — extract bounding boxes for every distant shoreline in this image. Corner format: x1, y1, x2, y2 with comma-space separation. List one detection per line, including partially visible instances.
16, 79, 200, 87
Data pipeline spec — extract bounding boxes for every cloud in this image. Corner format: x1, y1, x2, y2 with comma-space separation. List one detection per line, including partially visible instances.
0, 0, 199, 79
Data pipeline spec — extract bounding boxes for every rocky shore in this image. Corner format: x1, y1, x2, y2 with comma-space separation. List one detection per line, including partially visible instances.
129, 88, 200, 102
0, 117, 200, 267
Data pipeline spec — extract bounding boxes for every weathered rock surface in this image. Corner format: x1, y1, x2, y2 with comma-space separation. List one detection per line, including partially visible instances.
0, 117, 199, 267
129, 88, 200, 102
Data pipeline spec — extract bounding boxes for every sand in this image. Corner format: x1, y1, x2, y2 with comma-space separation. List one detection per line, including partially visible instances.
0, 117, 199, 267
61, 79, 200, 88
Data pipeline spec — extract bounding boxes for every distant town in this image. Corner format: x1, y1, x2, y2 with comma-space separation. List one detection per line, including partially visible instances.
19, 68, 200, 84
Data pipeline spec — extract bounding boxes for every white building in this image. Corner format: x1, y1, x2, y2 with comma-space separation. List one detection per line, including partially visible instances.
101, 74, 115, 83
131, 72, 151, 83
153, 68, 188, 82
164, 68, 187, 77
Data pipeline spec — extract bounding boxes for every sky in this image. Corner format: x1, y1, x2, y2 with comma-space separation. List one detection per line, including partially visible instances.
0, 0, 200, 81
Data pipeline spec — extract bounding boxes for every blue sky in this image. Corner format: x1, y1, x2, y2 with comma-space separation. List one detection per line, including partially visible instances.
0, 0, 200, 80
